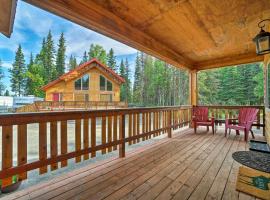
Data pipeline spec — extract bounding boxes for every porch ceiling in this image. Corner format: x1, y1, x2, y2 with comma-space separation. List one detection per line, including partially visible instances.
3, 0, 270, 70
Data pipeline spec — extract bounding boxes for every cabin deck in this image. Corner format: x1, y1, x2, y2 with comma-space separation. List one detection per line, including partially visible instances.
2, 128, 263, 200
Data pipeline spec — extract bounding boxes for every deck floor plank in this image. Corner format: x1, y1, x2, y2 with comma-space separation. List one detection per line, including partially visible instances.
1, 128, 265, 200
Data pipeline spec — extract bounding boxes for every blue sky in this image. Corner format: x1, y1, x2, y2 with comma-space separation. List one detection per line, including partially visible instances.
0, 0, 137, 92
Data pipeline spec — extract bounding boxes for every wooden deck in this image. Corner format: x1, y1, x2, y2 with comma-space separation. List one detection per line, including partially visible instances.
2, 128, 263, 200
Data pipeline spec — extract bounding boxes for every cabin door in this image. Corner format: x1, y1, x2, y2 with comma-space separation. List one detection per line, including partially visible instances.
53, 93, 60, 101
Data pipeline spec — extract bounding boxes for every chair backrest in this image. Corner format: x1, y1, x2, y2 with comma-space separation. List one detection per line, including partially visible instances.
238, 108, 259, 125
193, 106, 209, 121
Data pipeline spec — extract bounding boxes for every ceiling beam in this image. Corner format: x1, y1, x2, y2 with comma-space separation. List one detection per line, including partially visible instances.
0, 0, 17, 37
195, 53, 264, 70
24, 0, 193, 69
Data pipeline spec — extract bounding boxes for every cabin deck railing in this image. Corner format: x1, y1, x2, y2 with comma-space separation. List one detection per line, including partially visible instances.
196, 105, 265, 135
16, 101, 128, 113
0, 105, 191, 188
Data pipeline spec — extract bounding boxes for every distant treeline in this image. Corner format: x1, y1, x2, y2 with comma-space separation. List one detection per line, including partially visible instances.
198, 62, 264, 105
3, 30, 264, 106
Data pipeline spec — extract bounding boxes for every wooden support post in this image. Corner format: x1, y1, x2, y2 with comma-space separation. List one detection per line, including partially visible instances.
263, 54, 270, 137
189, 70, 197, 128
119, 114, 125, 158
189, 70, 198, 106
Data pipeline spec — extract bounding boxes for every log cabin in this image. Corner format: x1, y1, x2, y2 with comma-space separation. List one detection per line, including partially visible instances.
42, 58, 125, 102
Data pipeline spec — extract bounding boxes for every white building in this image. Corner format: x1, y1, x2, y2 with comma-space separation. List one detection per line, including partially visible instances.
0, 96, 43, 112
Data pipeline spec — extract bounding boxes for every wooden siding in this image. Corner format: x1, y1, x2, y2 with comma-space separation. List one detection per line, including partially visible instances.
45, 65, 120, 102
1, 128, 264, 200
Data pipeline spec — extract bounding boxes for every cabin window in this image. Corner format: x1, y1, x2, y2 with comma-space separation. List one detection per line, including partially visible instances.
100, 75, 106, 91
100, 75, 113, 91
107, 80, 112, 91
75, 74, 89, 90
100, 94, 113, 102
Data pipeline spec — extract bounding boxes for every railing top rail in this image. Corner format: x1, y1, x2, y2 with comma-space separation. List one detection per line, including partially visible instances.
196, 105, 265, 109
0, 105, 192, 126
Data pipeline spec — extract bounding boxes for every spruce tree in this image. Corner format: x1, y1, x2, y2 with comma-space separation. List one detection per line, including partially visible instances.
45, 30, 57, 81
88, 44, 107, 64
68, 55, 77, 71
133, 52, 143, 104
0, 58, 5, 95
56, 32, 66, 76
119, 59, 127, 101
26, 53, 34, 95
10, 45, 26, 96
124, 58, 132, 102
4, 90, 10, 96
107, 48, 117, 71
80, 51, 88, 64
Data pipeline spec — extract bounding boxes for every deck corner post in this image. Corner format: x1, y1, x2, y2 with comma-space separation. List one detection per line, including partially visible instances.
168, 110, 172, 138
119, 114, 126, 158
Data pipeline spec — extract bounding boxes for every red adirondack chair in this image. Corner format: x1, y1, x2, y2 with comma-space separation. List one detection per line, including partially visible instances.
192, 106, 215, 134
225, 108, 259, 141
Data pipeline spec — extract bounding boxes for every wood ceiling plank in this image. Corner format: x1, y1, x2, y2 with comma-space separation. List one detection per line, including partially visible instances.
0, 0, 17, 37
195, 53, 264, 70
24, 0, 193, 69
20, 0, 270, 70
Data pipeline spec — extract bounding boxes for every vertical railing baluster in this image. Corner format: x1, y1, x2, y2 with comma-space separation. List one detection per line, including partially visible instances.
50, 121, 58, 170
113, 115, 118, 150
168, 110, 172, 138
128, 114, 132, 145
142, 112, 145, 141
61, 120, 68, 167
119, 114, 125, 158
2, 126, 13, 187
101, 116, 106, 154
91, 117, 96, 157
108, 116, 112, 152
39, 122, 47, 174
18, 124, 27, 180
133, 113, 137, 144
83, 118, 89, 159
137, 113, 140, 143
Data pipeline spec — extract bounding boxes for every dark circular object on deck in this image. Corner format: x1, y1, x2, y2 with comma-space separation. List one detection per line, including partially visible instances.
232, 151, 270, 173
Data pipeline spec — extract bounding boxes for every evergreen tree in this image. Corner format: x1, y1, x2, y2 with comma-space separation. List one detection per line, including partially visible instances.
124, 58, 132, 102
68, 55, 77, 71
26, 53, 45, 97
4, 90, 10, 96
107, 48, 117, 71
26, 52, 34, 95
25, 63, 45, 97
119, 59, 127, 102
0, 58, 5, 95
88, 44, 107, 64
80, 51, 88, 64
10, 45, 26, 96
133, 52, 143, 104
56, 32, 66, 76
45, 30, 57, 81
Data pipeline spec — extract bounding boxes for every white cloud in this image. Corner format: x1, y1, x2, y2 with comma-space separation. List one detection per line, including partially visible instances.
2, 62, 12, 69
64, 23, 137, 58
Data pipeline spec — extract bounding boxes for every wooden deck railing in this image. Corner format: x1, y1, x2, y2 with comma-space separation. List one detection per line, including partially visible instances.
197, 105, 265, 135
0, 105, 191, 188
16, 101, 128, 113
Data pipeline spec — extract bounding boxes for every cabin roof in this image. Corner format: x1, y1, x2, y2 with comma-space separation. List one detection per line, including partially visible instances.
42, 58, 125, 91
